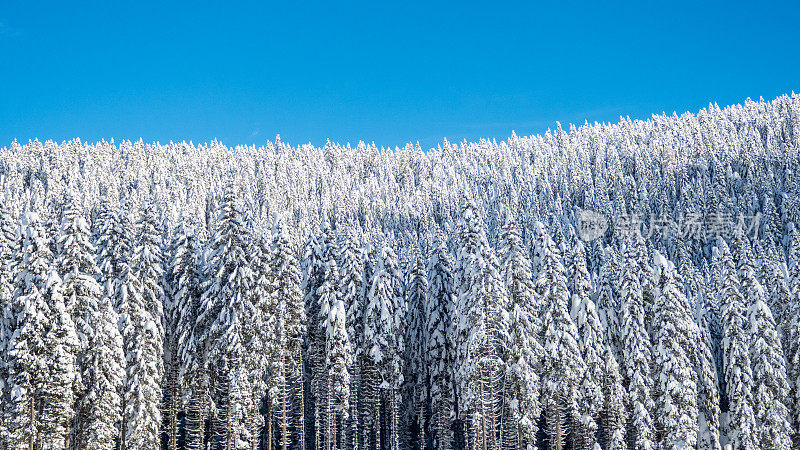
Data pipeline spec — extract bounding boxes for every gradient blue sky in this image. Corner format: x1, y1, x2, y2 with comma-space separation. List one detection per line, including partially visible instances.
1, 1, 798, 150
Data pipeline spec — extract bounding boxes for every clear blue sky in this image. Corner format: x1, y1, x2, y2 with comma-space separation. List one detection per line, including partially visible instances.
1, 1, 798, 150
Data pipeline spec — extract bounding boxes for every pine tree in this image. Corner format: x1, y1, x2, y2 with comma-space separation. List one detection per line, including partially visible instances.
197, 186, 256, 449
337, 228, 363, 450
0, 199, 16, 442
652, 252, 698, 448
618, 238, 654, 450
787, 231, 800, 450
741, 245, 793, 449
5, 211, 61, 448
404, 252, 429, 450
168, 222, 203, 449
365, 241, 404, 450
425, 233, 455, 450
535, 222, 586, 450
600, 345, 627, 450
302, 229, 327, 450
270, 219, 306, 450
453, 202, 507, 450
499, 219, 542, 450
322, 255, 352, 450
57, 192, 122, 449
696, 306, 722, 450
716, 240, 757, 450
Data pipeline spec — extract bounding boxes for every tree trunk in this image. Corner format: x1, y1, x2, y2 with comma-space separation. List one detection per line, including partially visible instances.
297, 350, 306, 450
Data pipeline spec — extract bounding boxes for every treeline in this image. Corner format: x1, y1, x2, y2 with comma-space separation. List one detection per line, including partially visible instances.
0, 93, 799, 449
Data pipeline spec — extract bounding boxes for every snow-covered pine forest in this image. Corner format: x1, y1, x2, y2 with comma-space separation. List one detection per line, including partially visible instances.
1, 94, 800, 450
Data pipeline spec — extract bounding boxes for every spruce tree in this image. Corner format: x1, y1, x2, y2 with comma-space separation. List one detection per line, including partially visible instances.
5, 211, 61, 448
535, 222, 586, 450
0, 199, 16, 441
270, 219, 306, 450
568, 240, 602, 450
652, 252, 698, 448
365, 241, 405, 450
453, 202, 507, 450
196, 186, 256, 449
741, 245, 793, 449
499, 219, 542, 450
425, 233, 455, 450
337, 228, 363, 450
405, 252, 429, 450
618, 238, 654, 450
57, 192, 122, 449
716, 240, 757, 450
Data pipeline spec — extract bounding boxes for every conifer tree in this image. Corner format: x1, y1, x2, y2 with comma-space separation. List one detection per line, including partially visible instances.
58, 192, 123, 449
741, 244, 793, 449
652, 252, 698, 448
600, 345, 627, 450
365, 241, 405, 450
0, 199, 16, 441
425, 233, 455, 450
5, 211, 63, 448
499, 219, 542, 450
696, 307, 722, 450
618, 238, 654, 450
405, 252, 429, 450
535, 222, 586, 450
197, 186, 256, 449
454, 202, 507, 450
168, 222, 203, 449
716, 240, 757, 450
337, 228, 363, 450
270, 219, 306, 450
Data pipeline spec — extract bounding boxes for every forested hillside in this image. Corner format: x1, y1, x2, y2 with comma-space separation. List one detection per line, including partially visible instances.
1, 94, 800, 449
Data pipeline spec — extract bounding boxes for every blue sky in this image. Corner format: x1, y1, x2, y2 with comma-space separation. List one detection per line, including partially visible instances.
1, 1, 798, 150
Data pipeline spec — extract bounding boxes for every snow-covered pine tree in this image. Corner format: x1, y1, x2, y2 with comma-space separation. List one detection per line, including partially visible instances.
270, 218, 306, 450
787, 230, 800, 450
595, 246, 621, 365
404, 252, 429, 450
652, 251, 698, 448
365, 241, 405, 450
322, 254, 352, 450
425, 232, 456, 450
5, 211, 65, 448
57, 191, 122, 449
166, 221, 202, 449
119, 205, 166, 450
176, 227, 208, 450
248, 231, 273, 450
301, 228, 327, 450
600, 345, 627, 450
453, 202, 507, 450
337, 227, 363, 450
618, 237, 655, 450
196, 185, 256, 449
716, 239, 758, 450
695, 290, 722, 450
0, 197, 16, 442
568, 239, 602, 450
498, 219, 542, 450
740, 244, 793, 449
77, 284, 124, 449
534, 221, 586, 450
